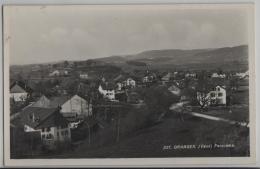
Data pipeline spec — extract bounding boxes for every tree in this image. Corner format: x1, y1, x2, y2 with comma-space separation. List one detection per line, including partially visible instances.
196, 71, 213, 110
229, 77, 239, 91
143, 86, 179, 121
63, 60, 69, 68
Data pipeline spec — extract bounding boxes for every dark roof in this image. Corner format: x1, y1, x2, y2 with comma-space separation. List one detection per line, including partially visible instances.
30, 95, 51, 108
10, 81, 33, 93
49, 96, 70, 108
114, 74, 125, 82
19, 107, 68, 129
100, 82, 115, 90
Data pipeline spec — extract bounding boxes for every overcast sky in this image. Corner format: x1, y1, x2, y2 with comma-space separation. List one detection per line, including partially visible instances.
6, 4, 252, 65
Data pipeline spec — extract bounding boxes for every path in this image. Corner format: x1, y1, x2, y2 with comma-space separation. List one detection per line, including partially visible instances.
169, 102, 249, 128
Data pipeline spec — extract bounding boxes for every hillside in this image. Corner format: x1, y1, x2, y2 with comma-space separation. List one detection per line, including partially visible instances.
10, 45, 249, 73
96, 45, 248, 71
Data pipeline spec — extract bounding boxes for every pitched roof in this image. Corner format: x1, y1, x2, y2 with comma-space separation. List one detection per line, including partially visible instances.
49, 96, 71, 108
162, 72, 172, 81
30, 95, 51, 108
114, 74, 125, 82
10, 81, 33, 93
19, 107, 67, 129
100, 82, 115, 90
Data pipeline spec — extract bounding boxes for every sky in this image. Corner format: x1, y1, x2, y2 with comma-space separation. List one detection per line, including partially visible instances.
5, 4, 252, 65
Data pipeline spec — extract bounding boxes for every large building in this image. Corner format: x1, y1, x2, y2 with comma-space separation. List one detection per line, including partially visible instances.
197, 85, 226, 106
31, 95, 93, 119
20, 107, 71, 147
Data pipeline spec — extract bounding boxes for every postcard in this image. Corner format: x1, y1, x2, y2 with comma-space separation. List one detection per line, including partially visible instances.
3, 4, 256, 167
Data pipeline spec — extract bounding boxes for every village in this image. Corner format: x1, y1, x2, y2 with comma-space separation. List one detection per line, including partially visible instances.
9, 60, 250, 158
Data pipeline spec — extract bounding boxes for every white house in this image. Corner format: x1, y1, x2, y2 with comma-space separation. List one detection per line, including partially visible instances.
49, 70, 60, 76
10, 81, 32, 102
197, 86, 226, 106
21, 107, 71, 147
116, 82, 123, 91
185, 73, 197, 78
79, 73, 89, 79
124, 78, 136, 88
142, 74, 156, 83
98, 83, 116, 100
211, 73, 226, 78
59, 95, 92, 118
49, 70, 69, 77
235, 70, 249, 79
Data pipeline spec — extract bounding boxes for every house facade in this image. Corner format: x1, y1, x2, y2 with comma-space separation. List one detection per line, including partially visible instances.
49, 70, 69, 77
197, 86, 226, 106
79, 73, 89, 79
98, 83, 116, 100
60, 95, 92, 118
124, 78, 136, 88
185, 73, 197, 78
10, 81, 32, 102
211, 73, 226, 78
31, 95, 92, 120
21, 107, 71, 147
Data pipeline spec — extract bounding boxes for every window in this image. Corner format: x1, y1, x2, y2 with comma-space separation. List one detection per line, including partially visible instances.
42, 134, 45, 139
218, 93, 223, 97
65, 130, 68, 136
57, 132, 59, 137
42, 128, 44, 132
210, 93, 215, 97
46, 134, 53, 139
46, 127, 51, 132
217, 87, 220, 91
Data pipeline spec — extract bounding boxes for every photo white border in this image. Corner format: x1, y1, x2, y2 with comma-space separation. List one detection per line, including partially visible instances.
1, 1, 259, 168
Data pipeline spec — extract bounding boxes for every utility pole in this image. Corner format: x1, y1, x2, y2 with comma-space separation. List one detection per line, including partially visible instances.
116, 111, 120, 143
86, 121, 91, 145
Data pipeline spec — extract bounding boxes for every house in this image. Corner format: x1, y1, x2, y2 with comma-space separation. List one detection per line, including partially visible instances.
168, 84, 181, 96
10, 81, 33, 102
20, 107, 71, 147
142, 73, 156, 83
123, 78, 136, 88
30, 95, 51, 108
79, 72, 89, 79
114, 75, 136, 90
125, 78, 136, 88
197, 86, 226, 106
31, 95, 92, 119
235, 70, 249, 79
116, 82, 123, 91
49, 70, 69, 77
185, 73, 197, 78
211, 73, 226, 78
58, 95, 92, 118
50, 95, 92, 118
98, 82, 116, 101
161, 73, 172, 83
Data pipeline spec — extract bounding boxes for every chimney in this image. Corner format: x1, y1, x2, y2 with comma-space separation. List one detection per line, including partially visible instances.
32, 113, 35, 122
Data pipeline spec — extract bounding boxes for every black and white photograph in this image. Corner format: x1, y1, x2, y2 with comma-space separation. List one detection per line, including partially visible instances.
3, 4, 256, 166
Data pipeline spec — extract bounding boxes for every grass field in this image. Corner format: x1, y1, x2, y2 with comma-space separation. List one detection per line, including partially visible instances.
30, 109, 249, 159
